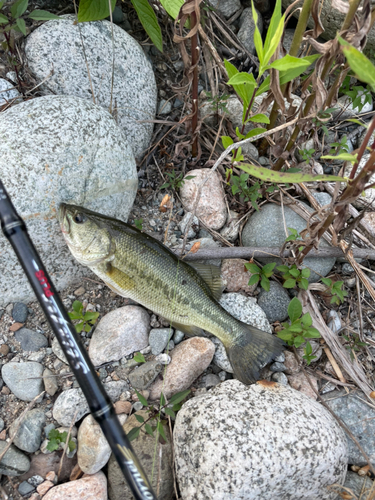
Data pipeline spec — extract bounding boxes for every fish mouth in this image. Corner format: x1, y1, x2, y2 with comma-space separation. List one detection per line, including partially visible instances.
58, 203, 70, 235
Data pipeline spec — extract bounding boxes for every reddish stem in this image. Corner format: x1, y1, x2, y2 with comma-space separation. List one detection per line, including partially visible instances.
190, 9, 199, 158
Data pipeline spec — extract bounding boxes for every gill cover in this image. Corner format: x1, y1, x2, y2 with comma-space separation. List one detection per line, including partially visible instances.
59, 204, 115, 266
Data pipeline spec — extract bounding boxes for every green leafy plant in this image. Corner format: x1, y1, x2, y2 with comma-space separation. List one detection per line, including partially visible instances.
0, 0, 59, 82
133, 352, 146, 363
299, 148, 315, 163
160, 172, 195, 191
321, 278, 348, 305
68, 300, 99, 334
127, 389, 190, 441
302, 340, 317, 365
342, 332, 368, 361
206, 92, 230, 115
277, 298, 321, 357
340, 75, 372, 113
284, 227, 302, 243
134, 219, 143, 231
328, 134, 350, 158
46, 429, 76, 453
245, 261, 276, 292
229, 172, 263, 210
276, 264, 310, 290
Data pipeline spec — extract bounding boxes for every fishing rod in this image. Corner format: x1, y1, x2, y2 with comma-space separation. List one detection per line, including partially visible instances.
0, 180, 157, 500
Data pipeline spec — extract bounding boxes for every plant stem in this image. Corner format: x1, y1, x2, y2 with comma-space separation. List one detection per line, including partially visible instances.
349, 117, 375, 179
190, 8, 199, 158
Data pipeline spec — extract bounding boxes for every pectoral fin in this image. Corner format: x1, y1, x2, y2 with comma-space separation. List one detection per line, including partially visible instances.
103, 263, 136, 297
188, 263, 225, 300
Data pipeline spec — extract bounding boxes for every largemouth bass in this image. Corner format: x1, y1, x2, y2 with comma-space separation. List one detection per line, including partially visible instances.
59, 203, 284, 384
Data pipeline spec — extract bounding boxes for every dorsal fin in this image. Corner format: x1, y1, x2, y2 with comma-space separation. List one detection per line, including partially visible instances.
187, 263, 225, 300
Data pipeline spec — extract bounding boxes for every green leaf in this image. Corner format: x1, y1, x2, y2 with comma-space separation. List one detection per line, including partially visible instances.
283, 279, 296, 288
294, 335, 305, 348
130, 0, 163, 52
72, 300, 83, 315
222, 136, 234, 149
135, 414, 145, 423
263, 13, 285, 68
84, 311, 99, 321
48, 429, 60, 440
245, 262, 261, 273
164, 407, 176, 418
84, 323, 91, 333
288, 297, 302, 322
68, 440, 76, 452
127, 427, 140, 441
247, 113, 270, 124
237, 162, 346, 184
134, 352, 146, 363
46, 439, 59, 452
134, 389, 148, 407
248, 274, 260, 286
159, 0, 184, 20
304, 327, 321, 338
278, 55, 320, 86
288, 322, 303, 333
321, 153, 358, 162
28, 9, 60, 20
244, 128, 267, 139
157, 420, 168, 441
10, 0, 28, 18
224, 59, 252, 109
160, 392, 166, 406
0, 1, 4, 8
251, 0, 263, 65
321, 277, 332, 287
289, 268, 300, 278
304, 341, 313, 355
77, 0, 116, 22
144, 423, 154, 437
277, 331, 293, 341
68, 312, 81, 320
255, 75, 270, 96
301, 313, 312, 327
227, 72, 256, 86
301, 268, 310, 278
172, 403, 181, 412
169, 389, 190, 406
299, 277, 309, 290
260, 275, 270, 291
75, 322, 84, 333
262, 262, 276, 274
276, 265, 290, 273
0, 13, 9, 23
269, 54, 313, 71
339, 37, 375, 90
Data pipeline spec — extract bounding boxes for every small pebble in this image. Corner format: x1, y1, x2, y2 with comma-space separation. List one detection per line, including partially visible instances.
269, 362, 286, 372
342, 263, 354, 275
12, 303, 28, 323
173, 330, 185, 344
133, 401, 143, 411
18, 481, 35, 495
271, 372, 288, 385
155, 353, 171, 364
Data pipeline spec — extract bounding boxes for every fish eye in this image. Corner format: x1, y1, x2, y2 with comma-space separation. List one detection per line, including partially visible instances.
74, 213, 86, 224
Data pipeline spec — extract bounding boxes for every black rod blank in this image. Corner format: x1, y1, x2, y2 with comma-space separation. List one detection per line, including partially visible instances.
0, 180, 157, 500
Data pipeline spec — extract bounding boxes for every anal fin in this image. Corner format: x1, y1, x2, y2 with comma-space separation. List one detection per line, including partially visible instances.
169, 321, 207, 338
187, 262, 225, 300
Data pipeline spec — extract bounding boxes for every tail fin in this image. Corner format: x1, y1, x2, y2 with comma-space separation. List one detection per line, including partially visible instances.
227, 322, 285, 385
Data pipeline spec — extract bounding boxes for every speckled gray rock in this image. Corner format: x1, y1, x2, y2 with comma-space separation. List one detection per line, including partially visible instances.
12, 302, 28, 323
219, 293, 272, 333
0, 78, 21, 106
238, 8, 263, 54
25, 15, 157, 159
174, 380, 348, 500
51, 337, 68, 364
220, 210, 240, 242
0, 418, 4, 432
1, 362, 44, 401
313, 192, 332, 207
0, 442, 30, 476
43, 368, 58, 396
102, 380, 129, 402
173, 330, 185, 344
0, 95, 137, 307
18, 481, 35, 496
149, 328, 173, 355
77, 415, 111, 475
341, 471, 374, 499
271, 372, 288, 385
321, 389, 375, 465
179, 212, 199, 239
211, 337, 233, 373
208, 0, 241, 18
242, 203, 336, 282
52, 388, 90, 426
128, 360, 163, 390
257, 281, 291, 323
89, 306, 150, 366
15, 328, 48, 352
9, 409, 46, 453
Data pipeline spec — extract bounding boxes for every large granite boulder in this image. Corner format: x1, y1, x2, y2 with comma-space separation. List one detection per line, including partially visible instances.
0, 95, 137, 306
25, 15, 157, 159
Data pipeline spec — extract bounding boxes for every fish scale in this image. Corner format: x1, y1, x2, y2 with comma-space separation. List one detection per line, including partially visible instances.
59, 203, 284, 384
